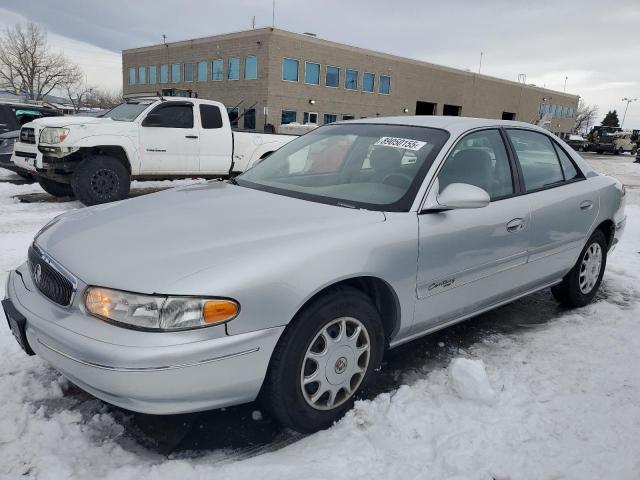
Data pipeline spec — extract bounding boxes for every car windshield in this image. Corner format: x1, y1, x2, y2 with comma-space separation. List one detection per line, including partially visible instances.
236, 123, 449, 211
102, 101, 153, 121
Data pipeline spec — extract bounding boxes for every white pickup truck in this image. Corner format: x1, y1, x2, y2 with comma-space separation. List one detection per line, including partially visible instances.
11, 97, 295, 205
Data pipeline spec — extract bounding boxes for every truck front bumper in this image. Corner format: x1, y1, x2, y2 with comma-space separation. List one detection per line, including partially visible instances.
3, 264, 284, 414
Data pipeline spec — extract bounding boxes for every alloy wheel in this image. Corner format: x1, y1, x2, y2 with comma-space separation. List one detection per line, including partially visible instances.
90, 169, 119, 198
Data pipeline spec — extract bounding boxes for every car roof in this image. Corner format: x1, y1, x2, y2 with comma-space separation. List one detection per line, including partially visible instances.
338, 115, 550, 136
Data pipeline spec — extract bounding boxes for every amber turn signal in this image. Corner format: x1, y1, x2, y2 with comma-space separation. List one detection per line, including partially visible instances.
203, 300, 239, 324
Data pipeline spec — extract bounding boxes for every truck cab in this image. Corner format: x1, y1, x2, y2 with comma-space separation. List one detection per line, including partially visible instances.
12, 97, 295, 205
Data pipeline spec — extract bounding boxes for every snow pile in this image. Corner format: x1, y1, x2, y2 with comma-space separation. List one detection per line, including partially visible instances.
448, 358, 497, 404
1, 165, 640, 479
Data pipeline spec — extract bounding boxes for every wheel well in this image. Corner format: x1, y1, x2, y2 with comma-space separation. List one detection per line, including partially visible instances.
81, 146, 131, 173
260, 151, 274, 159
301, 277, 400, 345
595, 219, 615, 249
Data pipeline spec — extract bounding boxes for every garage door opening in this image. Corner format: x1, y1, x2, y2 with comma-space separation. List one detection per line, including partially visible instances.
502, 111, 516, 120
416, 101, 437, 115
442, 104, 462, 116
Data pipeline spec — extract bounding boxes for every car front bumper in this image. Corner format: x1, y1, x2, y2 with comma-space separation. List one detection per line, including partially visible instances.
3, 264, 284, 414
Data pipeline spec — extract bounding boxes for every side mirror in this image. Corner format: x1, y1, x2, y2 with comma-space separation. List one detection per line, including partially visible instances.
141, 113, 163, 127
425, 182, 490, 211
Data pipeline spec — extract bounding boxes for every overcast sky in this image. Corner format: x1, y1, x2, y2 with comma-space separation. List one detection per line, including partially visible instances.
1, 0, 639, 129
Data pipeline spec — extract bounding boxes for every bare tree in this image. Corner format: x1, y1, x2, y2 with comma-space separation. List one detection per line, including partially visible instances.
84, 88, 123, 109
573, 100, 599, 134
63, 80, 94, 113
0, 22, 82, 101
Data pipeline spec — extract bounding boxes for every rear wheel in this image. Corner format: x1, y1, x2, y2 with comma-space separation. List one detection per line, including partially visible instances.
38, 177, 74, 197
551, 230, 607, 308
71, 155, 130, 206
262, 287, 385, 433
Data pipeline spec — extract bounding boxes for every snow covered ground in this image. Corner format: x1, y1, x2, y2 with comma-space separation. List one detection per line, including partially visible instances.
1, 155, 640, 479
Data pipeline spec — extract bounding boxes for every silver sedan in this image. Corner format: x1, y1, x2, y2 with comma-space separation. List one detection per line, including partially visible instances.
3, 116, 626, 433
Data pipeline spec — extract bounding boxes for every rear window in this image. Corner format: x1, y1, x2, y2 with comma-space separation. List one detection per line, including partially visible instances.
199, 104, 223, 129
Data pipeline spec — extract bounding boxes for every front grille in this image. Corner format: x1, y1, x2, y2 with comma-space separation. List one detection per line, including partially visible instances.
28, 245, 75, 307
20, 127, 35, 144
15, 150, 37, 159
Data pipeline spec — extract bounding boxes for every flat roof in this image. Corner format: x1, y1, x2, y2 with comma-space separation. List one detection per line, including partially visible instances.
123, 27, 578, 101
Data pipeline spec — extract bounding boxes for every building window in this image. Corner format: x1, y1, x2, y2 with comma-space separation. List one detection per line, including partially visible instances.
160, 64, 169, 83
244, 108, 256, 129
137, 66, 146, 85
148, 65, 157, 84
244, 55, 257, 80
281, 109, 297, 124
303, 112, 318, 124
282, 58, 299, 82
323, 113, 337, 124
379, 75, 390, 94
304, 62, 320, 85
342, 114, 355, 120
345, 69, 358, 90
326, 66, 339, 88
363, 73, 375, 92
197, 61, 207, 82
502, 111, 516, 120
443, 104, 461, 116
171, 63, 180, 83
228, 57, 240, 80
212, 59, 223, 81
128, 67, 136, 85
184, 63, 193, 82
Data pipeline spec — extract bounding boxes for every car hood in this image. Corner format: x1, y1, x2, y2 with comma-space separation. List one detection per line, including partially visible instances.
35, 182, 386, 293
32, 116, 118, 128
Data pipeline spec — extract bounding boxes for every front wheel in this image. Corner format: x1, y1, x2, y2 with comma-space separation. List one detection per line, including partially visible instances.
38, 177, 74, 197
262, 287, 385, 433
71, 155, 130, 206
551, 230, 607, 308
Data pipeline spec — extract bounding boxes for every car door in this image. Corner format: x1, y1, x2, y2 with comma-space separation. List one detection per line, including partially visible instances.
138, 101, 199, 174
505, 128, 598, 281
413, 128, 531, 332
197, 103, 233, 174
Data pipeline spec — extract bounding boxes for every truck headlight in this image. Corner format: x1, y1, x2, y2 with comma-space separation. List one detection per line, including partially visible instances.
84, 287, 239, 331
39, 127, 70, 144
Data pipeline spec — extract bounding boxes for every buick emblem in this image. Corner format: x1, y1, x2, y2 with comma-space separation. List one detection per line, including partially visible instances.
34, 263, 42, 285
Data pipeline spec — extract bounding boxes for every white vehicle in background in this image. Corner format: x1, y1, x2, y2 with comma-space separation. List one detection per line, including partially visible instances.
11, 97, 296, 205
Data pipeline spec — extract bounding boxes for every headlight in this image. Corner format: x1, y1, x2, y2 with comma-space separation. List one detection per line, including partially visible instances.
84, 287, 239, 331
39, 127, 70, 144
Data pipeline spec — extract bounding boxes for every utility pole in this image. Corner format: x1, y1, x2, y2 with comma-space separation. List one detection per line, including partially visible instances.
563, 76, 568, 92
478, 52, 483, 74
272, 0, 276, 27
162, 34, 167, 44
621, 97, 637, 129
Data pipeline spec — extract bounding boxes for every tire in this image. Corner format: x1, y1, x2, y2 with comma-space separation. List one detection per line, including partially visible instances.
71, 155, 130, 206
38, 177, 74, 197
262, 286, 385, 433
551, 229, 607, 308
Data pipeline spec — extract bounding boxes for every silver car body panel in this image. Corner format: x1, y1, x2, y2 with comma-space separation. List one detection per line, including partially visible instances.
5, 116, 625, 414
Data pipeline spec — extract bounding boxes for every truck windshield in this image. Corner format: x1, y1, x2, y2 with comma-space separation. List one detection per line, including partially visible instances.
102, 101, 153, 121
236, 123, 449, 212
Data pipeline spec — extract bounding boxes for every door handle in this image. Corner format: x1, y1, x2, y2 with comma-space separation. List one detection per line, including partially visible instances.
580, 200, 593, 210
506, 218, 525, 233
185, 135, 198, 139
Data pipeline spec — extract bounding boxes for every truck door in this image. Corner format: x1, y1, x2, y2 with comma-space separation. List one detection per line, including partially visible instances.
197, 103, 233, 174
138, 101, 199, 174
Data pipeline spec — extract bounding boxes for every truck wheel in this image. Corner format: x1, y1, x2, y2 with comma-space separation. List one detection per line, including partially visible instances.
38, 177, 74, 197
71, 155, 130, 206
614, 148, 621, 155
261, 286, 385, 433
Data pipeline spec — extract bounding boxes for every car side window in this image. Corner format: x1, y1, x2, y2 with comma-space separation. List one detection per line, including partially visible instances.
506, 129, 564, 191
143, 104, 194, 129
437, 129, 514, 200
553, 143, 580, 181
199, 104, 223, 129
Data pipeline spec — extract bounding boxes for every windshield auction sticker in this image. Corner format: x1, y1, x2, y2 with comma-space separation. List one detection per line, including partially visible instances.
374, 137, 427, 151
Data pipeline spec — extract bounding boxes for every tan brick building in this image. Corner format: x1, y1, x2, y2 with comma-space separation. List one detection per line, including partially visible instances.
122, 28, 578, 135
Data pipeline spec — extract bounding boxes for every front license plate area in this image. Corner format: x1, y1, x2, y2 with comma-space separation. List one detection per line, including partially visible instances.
2, 299, 35, 355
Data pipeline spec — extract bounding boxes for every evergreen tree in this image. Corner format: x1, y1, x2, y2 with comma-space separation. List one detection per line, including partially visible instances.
601, 110, 620, 127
